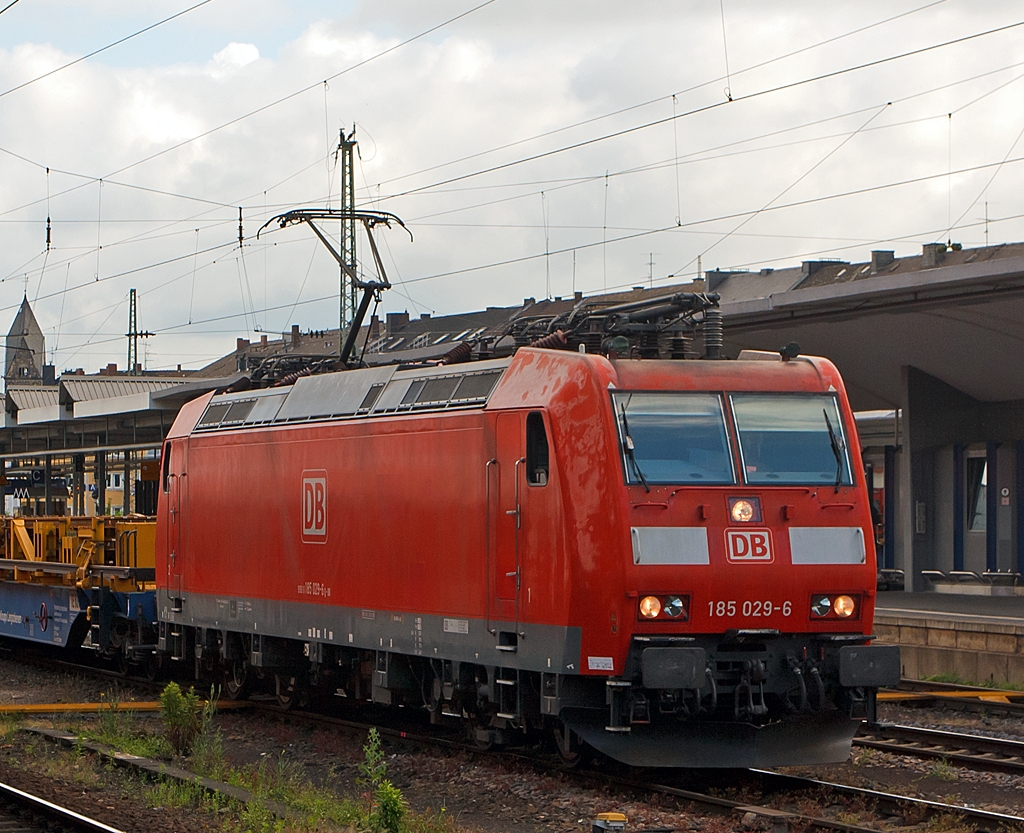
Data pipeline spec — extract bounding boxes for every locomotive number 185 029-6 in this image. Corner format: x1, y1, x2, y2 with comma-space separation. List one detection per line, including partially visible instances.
707, 600, 792, 617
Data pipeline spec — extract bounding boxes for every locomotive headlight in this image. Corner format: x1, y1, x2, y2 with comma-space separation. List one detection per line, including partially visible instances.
729, 497, 762, 523
834, 595, 856, 617
811, 593, 858, 619
810, 595, 832, 617
663, 595, 686, 618
639, 596, 662, 619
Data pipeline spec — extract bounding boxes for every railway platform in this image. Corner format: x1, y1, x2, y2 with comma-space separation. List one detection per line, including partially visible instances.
874, 592, 1024, 685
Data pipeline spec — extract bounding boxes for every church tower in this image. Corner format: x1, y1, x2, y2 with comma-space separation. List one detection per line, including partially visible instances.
5, 295, 45, 384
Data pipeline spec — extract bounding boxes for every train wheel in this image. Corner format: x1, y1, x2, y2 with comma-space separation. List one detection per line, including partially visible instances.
464, 716, 495, 751
224, 660, 250, 700
552, 722, 587, 768
275, 673, 303, 709
143, 652, 160, 682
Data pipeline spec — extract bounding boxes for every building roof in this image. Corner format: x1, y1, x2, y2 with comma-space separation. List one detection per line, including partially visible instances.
59, 377, 186, 407
717, 243, 1024, 409
5, 385, 59, 413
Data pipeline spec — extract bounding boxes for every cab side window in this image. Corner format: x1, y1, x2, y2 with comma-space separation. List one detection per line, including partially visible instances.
526, 411, 549, 486
162, 444, 172, 493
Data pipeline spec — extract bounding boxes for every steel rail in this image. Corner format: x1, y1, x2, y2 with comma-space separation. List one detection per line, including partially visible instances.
889, 678, 1024, 699
0, 779, 125, 833
8, 645, 1024, 832
247, 701, 1024, 833
880, 679, 1024, 716
856, 722, 1024, 774
752, 769, 1024, 830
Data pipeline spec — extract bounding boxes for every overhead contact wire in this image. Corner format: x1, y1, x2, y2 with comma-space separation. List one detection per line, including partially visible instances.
98, 0, 499, 181
0, 0, 216, 101
370, 0, 952, 190
381, 18, 1024, 200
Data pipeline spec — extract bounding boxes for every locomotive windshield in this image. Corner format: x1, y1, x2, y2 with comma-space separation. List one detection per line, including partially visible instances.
613, 392, 735, 485
730, 393, 853, 486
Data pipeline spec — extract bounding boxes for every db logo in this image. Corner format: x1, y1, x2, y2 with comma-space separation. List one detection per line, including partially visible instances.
301, 470, 328, 543
725, 529, 773, 562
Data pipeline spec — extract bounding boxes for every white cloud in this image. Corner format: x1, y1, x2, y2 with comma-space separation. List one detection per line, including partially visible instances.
0, 1, 1022, 372
210, 42, 260, 75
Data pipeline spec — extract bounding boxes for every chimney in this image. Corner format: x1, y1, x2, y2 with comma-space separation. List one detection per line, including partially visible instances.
870, 250, 895, 273
177, 364, 182, 372
369, 314, 382, 340
706, 269, 729, 293
134, 363, 142, 374
291, 324, 301, 346
420, 312, 431, 320
574, 291, 583, 301
922, 242, 946, 268
101, 362, 117, 376
260, 334, 268, 346
800, 260, 848, 280
236, 337, 250, 351
385, 311, 410, 337
42, 364, 55, 384
523, 297, 535, 307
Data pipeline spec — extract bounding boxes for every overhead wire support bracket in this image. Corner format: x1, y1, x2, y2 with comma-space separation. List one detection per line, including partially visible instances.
257, 208, 412, 367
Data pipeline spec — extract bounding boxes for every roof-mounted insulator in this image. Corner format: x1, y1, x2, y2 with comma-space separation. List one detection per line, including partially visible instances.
530, 329, 568, 350
273, 366, 314, 388
439, 341, 473, 365
703, 308, 723, 359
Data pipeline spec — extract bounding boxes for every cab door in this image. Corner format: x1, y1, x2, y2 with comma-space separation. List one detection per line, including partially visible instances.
163, 441, 187, 611
491, 413, 523, 634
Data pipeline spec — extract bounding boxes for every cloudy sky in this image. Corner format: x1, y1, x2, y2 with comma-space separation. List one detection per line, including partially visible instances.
1, 0, 1022, 373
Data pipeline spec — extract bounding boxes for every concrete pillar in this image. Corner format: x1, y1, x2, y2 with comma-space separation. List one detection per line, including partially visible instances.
953, 444, 964, 572
44, 455, 52, 516
123, 452, 132, 516
73, 454, 84, 516
95, 453, 106, 516
884, 444, 896, 570
1017, 442, 1024, 576
899, 366, 916, 587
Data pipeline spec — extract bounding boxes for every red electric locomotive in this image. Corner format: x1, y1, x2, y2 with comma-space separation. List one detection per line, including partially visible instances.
155, 284, 898, 768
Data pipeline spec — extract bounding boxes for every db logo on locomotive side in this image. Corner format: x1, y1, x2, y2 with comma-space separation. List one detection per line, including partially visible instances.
725, 529, 773, 562
301, 470, 328, 543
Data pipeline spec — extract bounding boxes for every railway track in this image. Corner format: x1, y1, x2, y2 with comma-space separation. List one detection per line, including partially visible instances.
856, 722, 1024, 774
7, 645, 1024, 832
750, 769, 1024, 832
879, 679, 1024, 716
244, 702, 1024, 832
0, 779, 124, 833
44, 705, 1024, 833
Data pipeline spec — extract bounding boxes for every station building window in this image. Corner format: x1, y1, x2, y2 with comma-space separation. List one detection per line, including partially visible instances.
966, 455, 987, 532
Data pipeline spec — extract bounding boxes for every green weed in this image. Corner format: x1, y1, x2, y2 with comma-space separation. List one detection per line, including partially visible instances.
90, 689, 171, 759
358, 727, 387, 794
148, 777, 208, 810
372, 779, 408, 833
158, 681, 201, 756
928, 757, 958, 782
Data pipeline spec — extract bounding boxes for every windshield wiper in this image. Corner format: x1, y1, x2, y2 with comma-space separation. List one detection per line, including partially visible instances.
823, 408, 845, 493
619, 402, 651, 493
